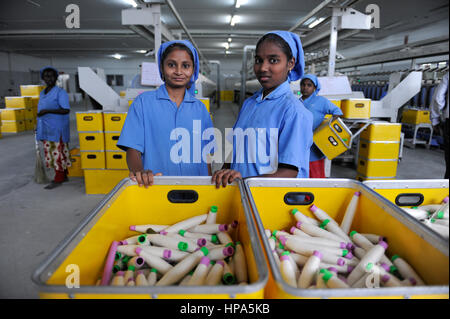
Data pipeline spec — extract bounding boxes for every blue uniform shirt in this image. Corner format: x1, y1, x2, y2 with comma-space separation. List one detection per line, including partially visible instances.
301, 94, 343, 161
230, 81, 313, 178
36, 86, 70, 143
117, 84, 215, 176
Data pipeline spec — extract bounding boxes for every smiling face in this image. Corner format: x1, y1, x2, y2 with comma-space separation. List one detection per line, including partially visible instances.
300, 78, 316, 99
254, 40, 295, 96
161, 48, 194, 89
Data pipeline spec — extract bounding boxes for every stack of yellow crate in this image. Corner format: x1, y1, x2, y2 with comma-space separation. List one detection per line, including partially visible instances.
103, 111, 127, 171
20, 85, 43, 129
76, 110, 129, 194
67, 147, 83, 177
1, 97, 30, 133
356, 121, 402, 181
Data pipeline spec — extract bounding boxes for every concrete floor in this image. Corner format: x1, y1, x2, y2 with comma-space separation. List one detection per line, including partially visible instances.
0, 99, 446, 298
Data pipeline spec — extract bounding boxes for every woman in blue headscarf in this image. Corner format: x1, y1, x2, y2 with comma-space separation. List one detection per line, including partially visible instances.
118, 40, 215, 187
212, 31, 313, 187
36, 66, 72, 189
300, 74, 343, 178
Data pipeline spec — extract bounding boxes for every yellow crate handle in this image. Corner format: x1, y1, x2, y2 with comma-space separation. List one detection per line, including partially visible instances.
355, 103, 365, 108
85, 136, 95, 141
327, 118, 351, 149
111, 116, 121, 121
87, 154, 97, 159
83, 116, 94, 121
112, 136, 120, 141
112, 154, 123, 159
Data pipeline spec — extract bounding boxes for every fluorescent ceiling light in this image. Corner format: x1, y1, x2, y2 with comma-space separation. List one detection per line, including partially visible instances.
235, 0, 242, 8
223, 43, 230, 50
136, 50, 147, 53
226, 50, 231, 54
308, 17, 325, 29
124, 0, 137, 8
228, 37, 232, 42
230, 15, 240, 26
113, 53, 122, 60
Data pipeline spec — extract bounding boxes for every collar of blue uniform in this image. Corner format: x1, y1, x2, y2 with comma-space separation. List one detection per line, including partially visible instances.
256, 80, 291, 102
156, 84, 196, 103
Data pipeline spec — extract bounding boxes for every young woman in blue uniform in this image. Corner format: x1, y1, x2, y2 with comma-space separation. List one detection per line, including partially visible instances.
36, 66, 71, 189
300, 74, 343, 178
117, 40, 215, 187
212, 31, 313, 187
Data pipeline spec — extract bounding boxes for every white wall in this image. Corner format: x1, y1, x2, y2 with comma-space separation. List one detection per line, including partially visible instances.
0, 52, 51, 99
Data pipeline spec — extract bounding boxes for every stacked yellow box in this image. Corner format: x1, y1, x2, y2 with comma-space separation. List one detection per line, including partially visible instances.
103, 111, 127, 170
356, 121, 402, 181
20, 85, 45, 97
67, 148, 83, 177
76, 110, 129, 194
341, 98, 371, 119
0, 107, 26, 133
402, 108, 431, 125
220, 90, 234, 102
76, 111, 105, 171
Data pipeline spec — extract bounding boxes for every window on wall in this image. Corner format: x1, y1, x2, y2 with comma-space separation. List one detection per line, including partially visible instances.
107, 74, 124, 87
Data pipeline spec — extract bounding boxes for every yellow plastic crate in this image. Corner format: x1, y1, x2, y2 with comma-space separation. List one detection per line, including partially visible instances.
83, 169, 129, 195
103, 112, 127, 132
0, 120, 25, 133
24, 108, 35, 119
20, 85, 45, 97
5, 96, 32, 109
363, 179, 449, 238
32, 177, 268, 298
24, 118, 35, 131
363, 180, 448, 208
313, 117, 352, 160
402, 108, 431, 125
357, 156, 398, 178
78, 132, 105, 151
330, 100, 341, 108
76, 111, 104, 132
0, 108, 25, 121
104, 132, 122, 151
244, 178, 449, 299
220, 90, 234, 102
128, 100, 133, 106
80, 151, 106, 169
360, 121, 402, 142
341, 99, 371, 119
119, 91, 126, 97
67, 155, 83, 177
359, 139, 400, 160
106, 151, 127, 169
199, 98, 211, 112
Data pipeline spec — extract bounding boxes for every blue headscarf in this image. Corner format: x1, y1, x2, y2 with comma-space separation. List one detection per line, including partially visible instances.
157, 40, 199, 95
301, 74, 321, 98
264, 31, 305, 82
40, 66, 59, 79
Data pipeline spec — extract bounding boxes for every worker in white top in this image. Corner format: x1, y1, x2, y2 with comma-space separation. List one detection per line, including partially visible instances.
430, 72, 449, 179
